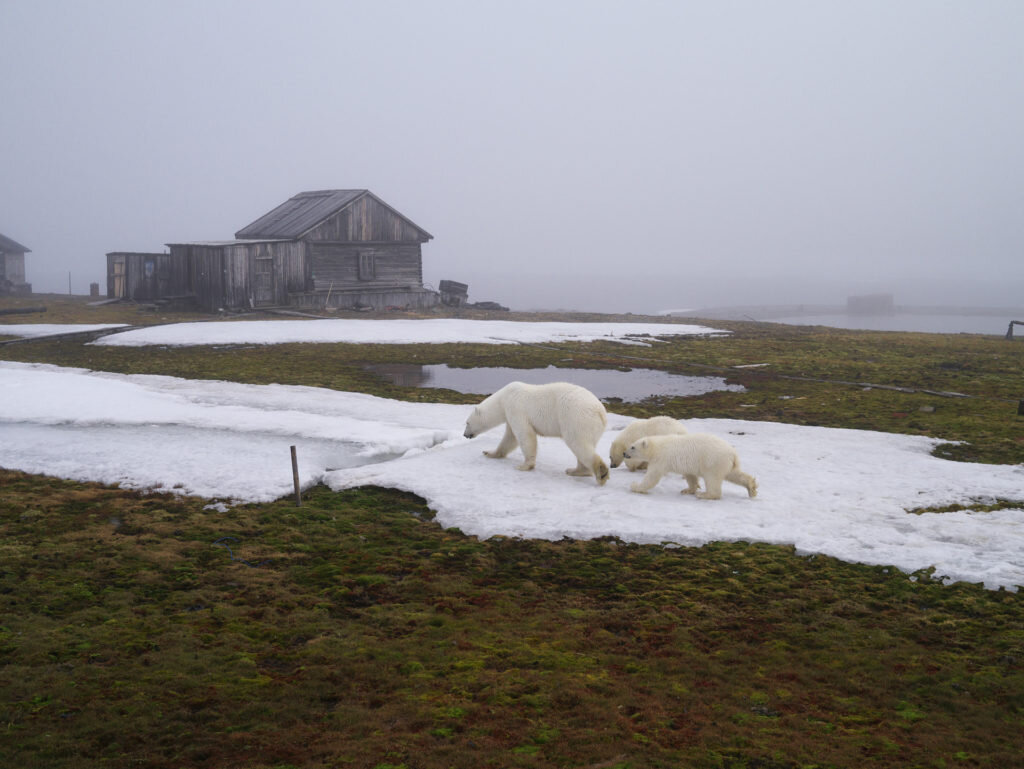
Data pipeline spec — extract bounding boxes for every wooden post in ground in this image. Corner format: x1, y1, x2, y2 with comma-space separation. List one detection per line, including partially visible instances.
290, 445, 302, 506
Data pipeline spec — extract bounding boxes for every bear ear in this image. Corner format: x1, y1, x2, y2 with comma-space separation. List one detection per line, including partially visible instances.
640, 438, 648, 448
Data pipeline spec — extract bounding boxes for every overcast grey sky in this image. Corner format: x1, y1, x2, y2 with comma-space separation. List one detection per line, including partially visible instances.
2, 0, 1022, 312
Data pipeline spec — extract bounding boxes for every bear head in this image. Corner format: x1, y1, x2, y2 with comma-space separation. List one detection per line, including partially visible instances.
622, 438, 650, 461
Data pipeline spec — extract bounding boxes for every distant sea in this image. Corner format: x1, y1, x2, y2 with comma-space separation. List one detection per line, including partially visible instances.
664, 307, 1024, 336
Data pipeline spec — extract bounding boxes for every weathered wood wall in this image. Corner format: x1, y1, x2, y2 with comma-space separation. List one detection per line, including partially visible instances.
290, 286, 439, 310
306, 196, 428, 243
169, 241, 308, 311
309, 243, 422, 292
172, 245, 224, 311
1, 253, 26, 284
106, 252, 187, 300
223, 241, 307, 308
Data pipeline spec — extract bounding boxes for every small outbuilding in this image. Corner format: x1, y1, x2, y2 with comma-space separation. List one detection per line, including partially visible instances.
0, 233, 32, 295
106, 252, 187, 301
439, 279, 469, 307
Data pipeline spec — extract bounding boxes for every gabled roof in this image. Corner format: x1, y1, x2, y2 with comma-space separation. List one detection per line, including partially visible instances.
0, 233, 31, 253
234, 189, 432, 241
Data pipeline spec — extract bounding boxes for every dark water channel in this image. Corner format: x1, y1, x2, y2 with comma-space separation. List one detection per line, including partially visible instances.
365, 364, 744, 403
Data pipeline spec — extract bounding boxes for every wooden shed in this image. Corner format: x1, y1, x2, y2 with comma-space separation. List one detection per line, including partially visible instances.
233, 189, 437, 311
106, 252, 188, 301
163, 240, 307, 312
0, 233, 32, 295
439, 279, 469, 306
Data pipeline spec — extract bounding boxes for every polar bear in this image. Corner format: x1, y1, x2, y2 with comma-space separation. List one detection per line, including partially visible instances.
609, 416, 688, 471
463, 381, 610, 485
623, 433, 757, 500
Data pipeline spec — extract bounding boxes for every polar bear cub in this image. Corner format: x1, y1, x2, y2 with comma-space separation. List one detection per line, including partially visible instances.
623, 433, 757, 500
464, 381, 610, 485
609, 416, 688, 471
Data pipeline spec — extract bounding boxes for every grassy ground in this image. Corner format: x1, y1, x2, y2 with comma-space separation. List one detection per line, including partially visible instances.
3, 474, 1022, 769
1, 295, 1023, 768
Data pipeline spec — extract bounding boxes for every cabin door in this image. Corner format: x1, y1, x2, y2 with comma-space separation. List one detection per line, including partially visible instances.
111, 256, 126, 298
253, 256, 274, 305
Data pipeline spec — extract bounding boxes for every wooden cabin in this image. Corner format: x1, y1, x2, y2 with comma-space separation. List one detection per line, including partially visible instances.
106, 189, 437, 312
233, 189, 436, 311
0, 233, 32, 295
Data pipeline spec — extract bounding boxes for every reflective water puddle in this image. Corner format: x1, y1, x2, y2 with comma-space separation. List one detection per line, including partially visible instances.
365, 364, 744, 403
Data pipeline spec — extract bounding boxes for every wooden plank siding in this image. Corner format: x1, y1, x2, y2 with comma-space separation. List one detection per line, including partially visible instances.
310, 243, 422, 292
105, 252, 187, 301
290, 284, 439, 311
2, 253, 27, 285
305, 195, 428, 243
232, 240, 307, 307
178, 245, 225, 311
168, 241, 307, 311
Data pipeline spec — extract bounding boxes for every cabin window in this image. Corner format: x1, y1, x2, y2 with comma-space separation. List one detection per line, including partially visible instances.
358, 252, 375, 281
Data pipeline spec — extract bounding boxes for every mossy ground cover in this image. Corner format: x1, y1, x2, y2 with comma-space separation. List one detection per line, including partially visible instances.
2, 472, 1022, 769
0, 293, 215, 328
2, 296, 1023, 767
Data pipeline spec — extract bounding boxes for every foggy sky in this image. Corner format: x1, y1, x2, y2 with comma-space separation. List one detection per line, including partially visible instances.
2, 1, 1022, 313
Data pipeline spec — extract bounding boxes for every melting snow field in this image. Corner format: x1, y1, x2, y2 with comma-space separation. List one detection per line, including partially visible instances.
89, 318, 726, 347
2, 354, 1022, 590
1, 323, 128, 338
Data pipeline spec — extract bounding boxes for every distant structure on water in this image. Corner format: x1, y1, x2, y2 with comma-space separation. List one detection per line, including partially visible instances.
846, 293, 895, 315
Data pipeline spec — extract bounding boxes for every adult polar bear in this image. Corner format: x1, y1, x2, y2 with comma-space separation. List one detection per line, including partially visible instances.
463, 381, 610, 485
